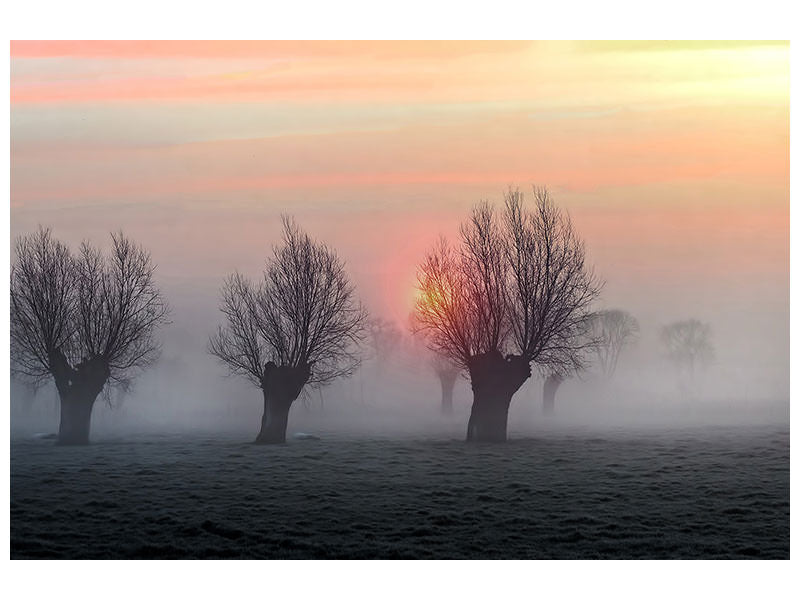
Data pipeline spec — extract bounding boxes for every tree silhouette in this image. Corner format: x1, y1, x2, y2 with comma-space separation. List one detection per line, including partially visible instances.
541, 372, 564, 416
407, 314, 461, 415
10, 228, 169, 444
209, 217, 368, 444
414, 187, 602, 441
660, 319, 714, 394
590, 309, 640, 378
432, 353, 460, 415
542, 309, 639, 415
367, 317, 402, 367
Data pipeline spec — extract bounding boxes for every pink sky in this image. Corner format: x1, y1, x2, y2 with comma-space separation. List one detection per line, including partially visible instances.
9, 41, 789, 390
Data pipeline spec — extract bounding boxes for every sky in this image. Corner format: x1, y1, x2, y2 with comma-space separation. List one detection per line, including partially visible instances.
9, 40, 790, 399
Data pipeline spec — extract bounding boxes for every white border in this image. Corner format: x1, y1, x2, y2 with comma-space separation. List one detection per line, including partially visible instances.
2, 1, 796, 597
2, 1, 796, 40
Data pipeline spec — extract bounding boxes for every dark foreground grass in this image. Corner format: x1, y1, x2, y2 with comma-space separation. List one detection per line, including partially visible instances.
10, 425, 788, 559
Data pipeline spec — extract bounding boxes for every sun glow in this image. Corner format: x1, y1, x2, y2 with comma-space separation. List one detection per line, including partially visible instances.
10, 40, 788, 333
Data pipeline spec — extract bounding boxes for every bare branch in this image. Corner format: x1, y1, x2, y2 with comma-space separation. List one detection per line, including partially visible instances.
209, 217, 368, 388
413, 186, 603, 376
589, 309, 640, 378
367, 317, 403, 364
10, 227, 75, 383
660, 319, 714, 376
10, 228, 170, 392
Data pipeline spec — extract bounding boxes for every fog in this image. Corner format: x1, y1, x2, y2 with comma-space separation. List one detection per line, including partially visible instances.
10, 188, 789, 441
9, 257, 790, 561
9, 186, 789, 440
10, 288, 788, 440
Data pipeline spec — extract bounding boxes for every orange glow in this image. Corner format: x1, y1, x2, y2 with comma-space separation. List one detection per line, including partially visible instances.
10, 41, 788, 329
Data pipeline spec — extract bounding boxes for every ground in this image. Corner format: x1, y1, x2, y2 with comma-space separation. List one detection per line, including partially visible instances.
10, 424, 789, 559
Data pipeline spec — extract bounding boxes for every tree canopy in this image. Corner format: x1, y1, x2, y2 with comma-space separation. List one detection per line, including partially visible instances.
10, 227, 170, 391
413, 187, 602, 376
209, 217, 368, 388
590, 309, 640, 377
661, 318, 714, 375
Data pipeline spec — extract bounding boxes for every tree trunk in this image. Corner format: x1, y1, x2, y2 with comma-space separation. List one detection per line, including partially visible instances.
255, 361, 311, 444
57, 389, 98, 445
465, 351, 531, 443
542, 374, 563, 416
256, 389, 293, 444
51, 354, 109, 446
438, 369, 457, 415
466, 388, 514, 442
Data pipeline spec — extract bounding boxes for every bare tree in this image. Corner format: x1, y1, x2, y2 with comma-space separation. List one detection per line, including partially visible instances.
208, 217, 368, 444
10, 228, 170, 444
590, 309, 640, 378
414, 187, 602, 442
432, 353, 460, 415
541, 310, 638, 415
541, 373, 564, 416
367, 317, 402, 367
660, 319, 714, 392
408, 314, 462, 415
